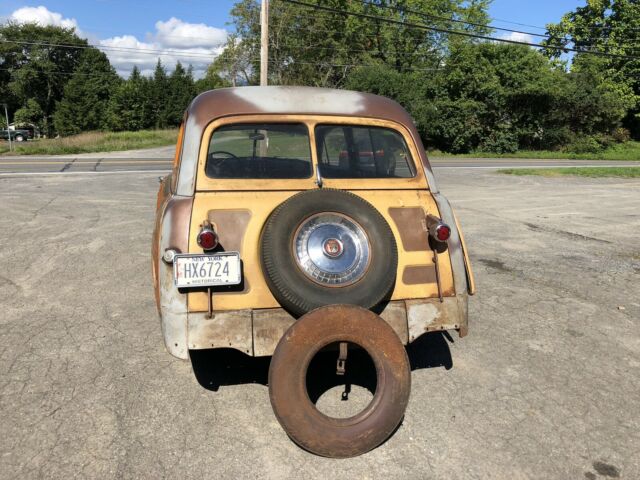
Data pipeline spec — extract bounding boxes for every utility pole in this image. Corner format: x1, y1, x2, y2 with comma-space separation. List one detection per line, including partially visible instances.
3, 104, 12, 152
260, 0, 269, 86
259, 0, 270, 157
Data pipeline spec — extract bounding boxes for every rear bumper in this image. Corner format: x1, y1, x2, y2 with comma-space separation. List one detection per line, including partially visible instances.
161, 295, 469, 360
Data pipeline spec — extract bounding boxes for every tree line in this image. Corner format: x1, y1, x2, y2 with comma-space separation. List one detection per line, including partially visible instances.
1, 0, 638, 154
0, 22, 229, 137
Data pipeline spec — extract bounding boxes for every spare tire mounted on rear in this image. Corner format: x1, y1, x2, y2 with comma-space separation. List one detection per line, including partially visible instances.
261, 189, 398, 317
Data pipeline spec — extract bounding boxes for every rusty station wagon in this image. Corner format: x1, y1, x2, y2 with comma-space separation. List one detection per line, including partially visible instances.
152, 86, 475, 457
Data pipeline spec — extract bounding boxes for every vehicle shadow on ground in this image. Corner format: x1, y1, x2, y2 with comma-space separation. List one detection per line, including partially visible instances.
190, 331, 453, 392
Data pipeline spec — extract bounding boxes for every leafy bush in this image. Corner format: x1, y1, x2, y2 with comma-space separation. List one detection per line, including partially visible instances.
565, 136, 603, 154
479, 128, 519, 154
612, 128, 631, 143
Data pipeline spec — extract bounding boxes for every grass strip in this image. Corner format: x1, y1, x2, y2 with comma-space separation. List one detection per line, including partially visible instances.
0, 129, 178, 156
430, 141, 640, 161
498, 167, 640, 178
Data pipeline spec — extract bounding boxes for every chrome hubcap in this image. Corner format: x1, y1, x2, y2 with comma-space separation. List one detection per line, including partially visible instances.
294, 213, 370, 286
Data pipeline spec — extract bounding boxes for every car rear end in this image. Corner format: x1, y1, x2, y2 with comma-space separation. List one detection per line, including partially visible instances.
152, 87, 475, 360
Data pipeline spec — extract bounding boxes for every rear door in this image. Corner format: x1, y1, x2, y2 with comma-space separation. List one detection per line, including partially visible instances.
188, 115, 454, 313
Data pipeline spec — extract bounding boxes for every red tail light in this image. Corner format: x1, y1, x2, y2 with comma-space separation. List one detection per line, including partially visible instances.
426, 214, 451, 243
197, 224, 219, 251
435, 224, 451, 242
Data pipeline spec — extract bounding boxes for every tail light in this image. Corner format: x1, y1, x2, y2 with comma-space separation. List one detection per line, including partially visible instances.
426, 215, 451, 243
197, 222, 219, 251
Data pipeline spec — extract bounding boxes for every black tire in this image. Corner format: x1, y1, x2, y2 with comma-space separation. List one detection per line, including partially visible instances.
261, 189, 397, 317
269, 304, 411, 458
14, 134, 24, 142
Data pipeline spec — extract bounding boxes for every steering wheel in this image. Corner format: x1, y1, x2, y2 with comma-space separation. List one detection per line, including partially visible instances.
209, 150, 237, 169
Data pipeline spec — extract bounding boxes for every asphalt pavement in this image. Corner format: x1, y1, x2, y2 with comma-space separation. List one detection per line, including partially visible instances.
0, 166, 638, 479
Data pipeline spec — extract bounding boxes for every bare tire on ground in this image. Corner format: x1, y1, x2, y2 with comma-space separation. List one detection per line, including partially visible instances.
261, 189, 398, 317
268, 304, 411, 458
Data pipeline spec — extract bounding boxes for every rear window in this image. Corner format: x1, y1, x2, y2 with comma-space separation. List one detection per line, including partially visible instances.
315, 125, 415, 179
206, 123, 312, 179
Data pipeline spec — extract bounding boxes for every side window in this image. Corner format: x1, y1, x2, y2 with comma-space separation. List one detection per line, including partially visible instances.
316, 125, 415, 179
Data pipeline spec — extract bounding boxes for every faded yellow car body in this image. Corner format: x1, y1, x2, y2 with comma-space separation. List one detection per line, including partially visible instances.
152, 87, 475, 360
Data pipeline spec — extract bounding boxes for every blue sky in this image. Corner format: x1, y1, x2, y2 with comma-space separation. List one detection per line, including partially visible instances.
0, 0, 583, 76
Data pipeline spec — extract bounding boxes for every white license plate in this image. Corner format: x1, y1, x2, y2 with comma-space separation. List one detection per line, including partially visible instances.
173, 253, 241, 288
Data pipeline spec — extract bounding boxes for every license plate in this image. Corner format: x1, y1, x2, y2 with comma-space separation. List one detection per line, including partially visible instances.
173, 252, 241, 288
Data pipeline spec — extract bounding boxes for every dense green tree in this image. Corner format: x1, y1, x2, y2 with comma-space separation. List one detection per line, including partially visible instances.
229, 0, 492, 86
107, 66, 154, 131
53, 48, 120, 135
348, 42, 633, 153
0, 23, 88, 135
208, 33, 252, 87
13, 99, 44, 130
150, 60, 170, 128
545, 0, 640, 138
195, 64, 232, 92
165, 62, 196, 125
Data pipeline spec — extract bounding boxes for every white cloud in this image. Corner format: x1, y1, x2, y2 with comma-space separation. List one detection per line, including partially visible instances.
99, 32, 225, 78
152, 17, 227, 49
7, 6, 228, 78
9, 6, 84, 36
100, 18, 227, 78
499, 31, 534, 44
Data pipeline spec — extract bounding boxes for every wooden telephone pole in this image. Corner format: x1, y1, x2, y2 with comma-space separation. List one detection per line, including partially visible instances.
260, 0, 269, 86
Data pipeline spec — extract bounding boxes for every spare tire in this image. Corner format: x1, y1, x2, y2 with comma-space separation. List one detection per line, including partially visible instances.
261, 189, 398, 317
269, 304, 411, 458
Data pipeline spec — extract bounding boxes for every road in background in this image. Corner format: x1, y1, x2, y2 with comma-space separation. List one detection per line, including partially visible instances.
0, 148, 638, 175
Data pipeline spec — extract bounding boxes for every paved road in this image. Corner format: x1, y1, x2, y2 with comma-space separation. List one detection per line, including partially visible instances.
0, 150, 638, 174
0, 156, 172, 174
0, 168, 638, 479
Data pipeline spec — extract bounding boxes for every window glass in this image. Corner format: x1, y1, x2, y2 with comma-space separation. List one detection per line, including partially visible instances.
206, 123, 312, 179
315, 125, 415, 178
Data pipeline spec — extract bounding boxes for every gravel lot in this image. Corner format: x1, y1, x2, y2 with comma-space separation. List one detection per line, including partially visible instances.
0, 169, 638, 479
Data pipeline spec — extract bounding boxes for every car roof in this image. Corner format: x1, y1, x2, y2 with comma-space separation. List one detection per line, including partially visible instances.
187, 86, 416, 126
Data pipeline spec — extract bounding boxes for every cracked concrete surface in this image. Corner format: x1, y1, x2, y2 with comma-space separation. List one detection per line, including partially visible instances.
0, 170, 638, 479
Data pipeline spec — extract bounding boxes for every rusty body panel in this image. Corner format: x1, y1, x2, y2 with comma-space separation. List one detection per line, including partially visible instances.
153, 86, 474, 360
152, 191, 193, 360
186, 296, 466, 358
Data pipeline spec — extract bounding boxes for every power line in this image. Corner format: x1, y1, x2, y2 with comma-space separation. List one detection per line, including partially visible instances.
283, 1, 640, 43
0, 38, 219, 59
280, 0, 640, 61
357, 0, 640, 45
357, 0, 549, 39
274, 18, 640, 53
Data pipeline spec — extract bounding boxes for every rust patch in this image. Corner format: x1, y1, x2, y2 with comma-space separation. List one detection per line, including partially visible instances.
188, 310, 253, 354
388, 207, 429, 252
378, 301, 408, 344
402, 265, 437, 285
252, 308, 296, 357
405, 295, 468, 342
252, 301, 409, 357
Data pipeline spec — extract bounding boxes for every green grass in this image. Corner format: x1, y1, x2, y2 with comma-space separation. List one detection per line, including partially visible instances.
499, 167, 640, 178
430, 141, 640, 161
0, 129, 178, 156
